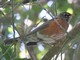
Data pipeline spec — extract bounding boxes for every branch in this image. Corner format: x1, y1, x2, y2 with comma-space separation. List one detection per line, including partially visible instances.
26, 45, 38, 60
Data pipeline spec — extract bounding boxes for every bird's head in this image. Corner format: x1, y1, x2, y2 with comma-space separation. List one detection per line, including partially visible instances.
59, 12, 72, 22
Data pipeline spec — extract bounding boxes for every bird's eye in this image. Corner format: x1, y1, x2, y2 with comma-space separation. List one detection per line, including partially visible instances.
63, 13, 70, 18
60, 12, 71, 17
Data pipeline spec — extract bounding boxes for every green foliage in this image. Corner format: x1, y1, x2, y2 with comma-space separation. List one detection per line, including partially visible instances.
0, 0, 80, 60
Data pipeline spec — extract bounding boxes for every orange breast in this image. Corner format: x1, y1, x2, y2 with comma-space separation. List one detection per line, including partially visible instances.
40, 19, 69, 36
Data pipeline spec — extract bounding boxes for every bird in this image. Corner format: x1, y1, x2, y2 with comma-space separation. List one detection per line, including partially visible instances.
26, 12, 72, 45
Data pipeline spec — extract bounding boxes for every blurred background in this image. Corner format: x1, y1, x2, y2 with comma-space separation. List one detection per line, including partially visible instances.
0, 0, 80, 60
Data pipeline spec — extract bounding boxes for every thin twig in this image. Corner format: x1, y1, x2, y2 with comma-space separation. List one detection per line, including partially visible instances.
54, 0, 57, 16
11, 0, 16, 59
3, 3, 22, 17
39, 3, 54, 19
11, 0, 15, 41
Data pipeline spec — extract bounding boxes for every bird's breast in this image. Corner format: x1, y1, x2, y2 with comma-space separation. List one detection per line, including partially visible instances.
40, 19, 69, 37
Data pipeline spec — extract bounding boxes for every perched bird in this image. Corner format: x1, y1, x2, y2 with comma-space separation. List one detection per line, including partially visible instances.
27, 12, 72, 45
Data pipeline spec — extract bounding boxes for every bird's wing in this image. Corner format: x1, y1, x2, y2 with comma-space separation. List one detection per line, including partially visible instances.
26, 19, 54, 36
